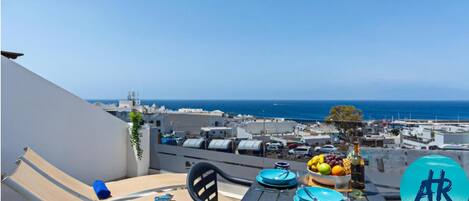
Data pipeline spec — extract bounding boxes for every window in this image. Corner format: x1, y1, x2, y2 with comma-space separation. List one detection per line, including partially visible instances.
156, 120, 161, 127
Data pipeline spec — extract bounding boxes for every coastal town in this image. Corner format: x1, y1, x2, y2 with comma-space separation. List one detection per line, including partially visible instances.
3, 48, 469, 201
94, 92, 469, 161
4, 0, 469, 200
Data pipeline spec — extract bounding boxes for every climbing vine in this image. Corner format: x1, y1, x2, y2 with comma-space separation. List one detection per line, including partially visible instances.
129, 111, 143, 160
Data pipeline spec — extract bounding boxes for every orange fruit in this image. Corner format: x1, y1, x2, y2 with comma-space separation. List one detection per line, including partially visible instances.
331, 165, 345, 176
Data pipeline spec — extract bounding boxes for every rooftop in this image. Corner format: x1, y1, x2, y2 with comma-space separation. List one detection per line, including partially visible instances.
2, 55, 469, 201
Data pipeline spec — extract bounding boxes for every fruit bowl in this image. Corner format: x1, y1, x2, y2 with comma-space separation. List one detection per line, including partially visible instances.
307, 167, 351, 186
306, 153, 351, 186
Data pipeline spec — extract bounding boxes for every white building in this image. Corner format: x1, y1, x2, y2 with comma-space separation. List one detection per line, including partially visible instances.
201, 127, 234, 138
118, 91, 140, 109
401, 123, 469, 143
300, 135, 332, 146
435, 132, 469, 146
147, 110, 226, 136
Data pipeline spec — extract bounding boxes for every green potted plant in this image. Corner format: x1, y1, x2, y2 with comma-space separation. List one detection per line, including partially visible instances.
129, 110, 143, 160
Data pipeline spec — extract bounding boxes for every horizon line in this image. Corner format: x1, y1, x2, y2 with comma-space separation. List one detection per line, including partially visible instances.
85, 98, 469, 102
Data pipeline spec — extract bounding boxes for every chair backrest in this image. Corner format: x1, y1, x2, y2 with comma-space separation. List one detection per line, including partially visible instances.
186, 162, 220, 201
2, 160, 82, 201
186, 162, 253, 201
19, 147, 97, 200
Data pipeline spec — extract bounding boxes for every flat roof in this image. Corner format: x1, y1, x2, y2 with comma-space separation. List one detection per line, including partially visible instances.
301, 135, 330, 139
201, 127, 232, 130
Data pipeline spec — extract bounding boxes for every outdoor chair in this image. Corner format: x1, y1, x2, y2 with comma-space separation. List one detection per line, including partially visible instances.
186, 162, 252, 201
15, 147, 187, 200
2, 160, 83, 201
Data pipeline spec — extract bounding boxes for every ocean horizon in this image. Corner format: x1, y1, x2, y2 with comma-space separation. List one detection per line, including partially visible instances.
87, 100, 469, 121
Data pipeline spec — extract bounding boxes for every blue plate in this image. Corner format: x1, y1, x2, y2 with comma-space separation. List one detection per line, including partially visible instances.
295, 187, 346, 201
293, 195, 301, 201
256, 175, 297, 188
259, 169, 296, 184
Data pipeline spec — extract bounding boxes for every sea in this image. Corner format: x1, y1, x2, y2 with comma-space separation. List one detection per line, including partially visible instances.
87, 100, 469, 121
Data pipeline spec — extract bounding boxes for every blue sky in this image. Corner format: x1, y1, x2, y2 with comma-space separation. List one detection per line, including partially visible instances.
2, 1, 469, 100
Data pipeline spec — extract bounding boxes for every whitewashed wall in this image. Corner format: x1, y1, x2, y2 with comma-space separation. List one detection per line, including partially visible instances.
1, 56, 130, 199
243, 121, 297, 134
127, 124, 150, 177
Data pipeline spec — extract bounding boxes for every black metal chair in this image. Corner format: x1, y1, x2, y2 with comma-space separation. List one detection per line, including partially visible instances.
186, 162, 253, 201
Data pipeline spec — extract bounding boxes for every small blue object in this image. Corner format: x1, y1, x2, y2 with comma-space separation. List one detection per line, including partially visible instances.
92, 180, 111, 199
295, 187, 345, 201
161, 137, 177, 145
154, 193, 173, 201
258, 169, 296, 185
256, 175, 297, 188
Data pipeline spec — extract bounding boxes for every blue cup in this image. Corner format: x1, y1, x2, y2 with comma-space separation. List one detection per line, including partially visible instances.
274, 161, 290, 170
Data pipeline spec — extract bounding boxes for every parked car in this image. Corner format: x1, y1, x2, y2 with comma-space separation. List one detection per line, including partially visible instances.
317, 145, 337, 153
266, 144, 281, 152
288, 146, 310, 156
313, 146, 322, 152
268, 142, 284, 149
286, 142, 303, 149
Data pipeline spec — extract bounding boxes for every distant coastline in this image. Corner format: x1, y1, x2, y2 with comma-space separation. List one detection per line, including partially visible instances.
87, 100, 469, 121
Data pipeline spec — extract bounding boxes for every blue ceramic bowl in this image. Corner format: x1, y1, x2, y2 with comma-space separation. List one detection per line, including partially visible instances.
295, 187, 345, 201
258, 169, 296, 185
256, 175, 298, 188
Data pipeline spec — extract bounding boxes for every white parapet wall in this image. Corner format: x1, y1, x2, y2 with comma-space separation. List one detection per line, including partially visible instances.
1, 56, 130, 200
127, 123, 150, 177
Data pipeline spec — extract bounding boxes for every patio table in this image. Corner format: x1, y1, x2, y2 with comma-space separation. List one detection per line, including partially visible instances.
132, 189, 191, 201
132, 188, 239, 201
241, 174, 386, 201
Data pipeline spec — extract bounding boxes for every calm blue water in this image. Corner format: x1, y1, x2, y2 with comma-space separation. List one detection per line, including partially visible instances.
88, 100, 469, 121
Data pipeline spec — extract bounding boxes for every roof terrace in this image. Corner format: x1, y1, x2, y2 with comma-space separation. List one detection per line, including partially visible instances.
2, 55, 469, 201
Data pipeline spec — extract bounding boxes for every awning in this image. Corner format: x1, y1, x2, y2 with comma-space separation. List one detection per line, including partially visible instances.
182, 138, 205, 148
237, 140, 263, 151
208, 139, 232, 150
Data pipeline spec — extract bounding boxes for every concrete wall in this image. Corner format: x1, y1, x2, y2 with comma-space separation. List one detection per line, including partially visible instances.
127, 124, 150, 177
243, 121, 297, 134
158, 112, 225, 135
1, 57, 130, 199
150, 144, 308, 181
150, 144, 469, 195
435, 133, 469, 145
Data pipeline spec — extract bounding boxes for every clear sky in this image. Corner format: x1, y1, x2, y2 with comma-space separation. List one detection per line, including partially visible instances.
2, 1, 469, 100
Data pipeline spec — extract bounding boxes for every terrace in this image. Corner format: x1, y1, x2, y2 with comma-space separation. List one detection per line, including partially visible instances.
2, 55, 469, 201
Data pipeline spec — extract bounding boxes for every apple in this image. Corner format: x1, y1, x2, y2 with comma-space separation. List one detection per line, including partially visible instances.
318, 163, 331, 175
